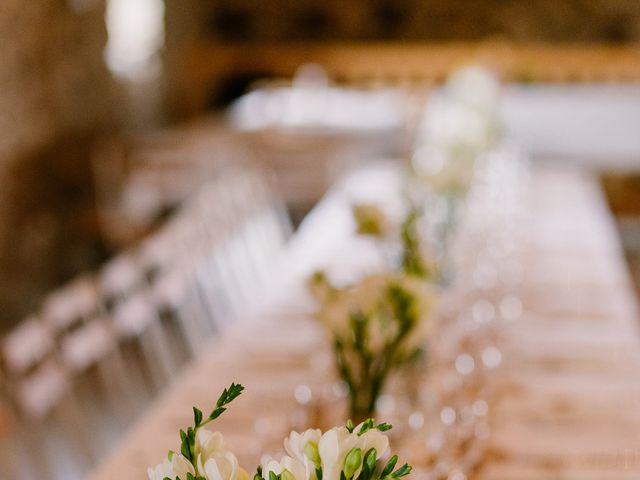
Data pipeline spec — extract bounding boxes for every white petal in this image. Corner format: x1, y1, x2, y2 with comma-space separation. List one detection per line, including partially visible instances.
205, 458, 224, 480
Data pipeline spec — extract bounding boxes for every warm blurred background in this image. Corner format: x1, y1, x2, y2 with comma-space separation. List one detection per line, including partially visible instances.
2, 1, 640, 479
4, 0, 640, 327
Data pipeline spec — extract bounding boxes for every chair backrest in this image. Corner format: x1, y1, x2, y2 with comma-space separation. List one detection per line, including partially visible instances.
3, 166, 292, 411
112, 294, 158, 338
0, 317, 71, 420
41, 276, 103, 334
58, 319, 115, 374
1, 317, 54, 378
150, 269, 190, 312
183, 167, 291, 326
14, 359, 70, 420
100, 253, 145, 303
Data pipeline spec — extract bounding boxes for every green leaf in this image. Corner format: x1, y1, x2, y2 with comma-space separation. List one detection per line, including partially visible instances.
193, 407, 203, 427
363, 448, 377, 475
391, 464, 411, 478
209, 406, 226, 420
269, 471, 279, 480
209, 383, 245, 419
344, 448, 363, 479
345, 419, 355, 433
253, 465, 263, 480
376, 423, 392, 432
180, 436, 190, 460
381, 455, 398, 478
357, 419, 374, 436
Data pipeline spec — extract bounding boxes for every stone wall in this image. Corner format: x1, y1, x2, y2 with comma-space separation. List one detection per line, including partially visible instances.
0, 0, 113, 327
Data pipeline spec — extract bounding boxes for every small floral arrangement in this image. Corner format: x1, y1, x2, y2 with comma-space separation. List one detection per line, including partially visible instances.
309, 272, 437, 421
411, 65, 502, 197
350, 202, 435, 281
148, 383, 412, 480
260, 418, 411, 480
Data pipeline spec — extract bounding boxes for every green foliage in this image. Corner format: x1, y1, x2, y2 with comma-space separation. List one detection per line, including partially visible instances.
355, 419, 392, 436
344, 448, 363, 478
400, 206, 429, 279
253, 465, 263, 480
345, 419, 355, 433
379, 456, 411, 479
209, 383, 245, 421
358, 448, 377, 480
331, 280, 424, 420
171, 383, 244, 479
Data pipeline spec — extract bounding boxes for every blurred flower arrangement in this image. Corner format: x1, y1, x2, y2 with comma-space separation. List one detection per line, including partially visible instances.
148, 383, 413, 480
411, 65, 502, 198
311, 65, 502, 420
308, 199, 439, 422
309, 272, 437, 422
351, 202, 436, 282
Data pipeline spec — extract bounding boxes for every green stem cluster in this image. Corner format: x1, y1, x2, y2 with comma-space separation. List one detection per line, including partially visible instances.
166, 383, 244, 480
334, 284, 420, 422
400, 206, 429, 279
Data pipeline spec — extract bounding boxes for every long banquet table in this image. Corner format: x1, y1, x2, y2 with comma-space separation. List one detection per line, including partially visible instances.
89, 162, 640, 480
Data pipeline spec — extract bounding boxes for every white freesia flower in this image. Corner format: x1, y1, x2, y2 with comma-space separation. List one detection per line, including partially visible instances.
148, 452, 195, 480
318, 424, 390, 480
262, 454, 308, 480
195, 429, 249, 480
284, 429, 322, 478
200, 451, 245, 480
196, 429, 225, 457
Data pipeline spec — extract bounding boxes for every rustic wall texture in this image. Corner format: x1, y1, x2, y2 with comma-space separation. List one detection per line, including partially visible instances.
0, 0, 113, 326
2, 0, 640, 327
163, 0, 640, 114
191, 0, 640, 42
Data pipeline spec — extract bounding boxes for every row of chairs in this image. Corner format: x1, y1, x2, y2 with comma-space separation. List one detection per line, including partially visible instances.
0, 165, 292, 479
